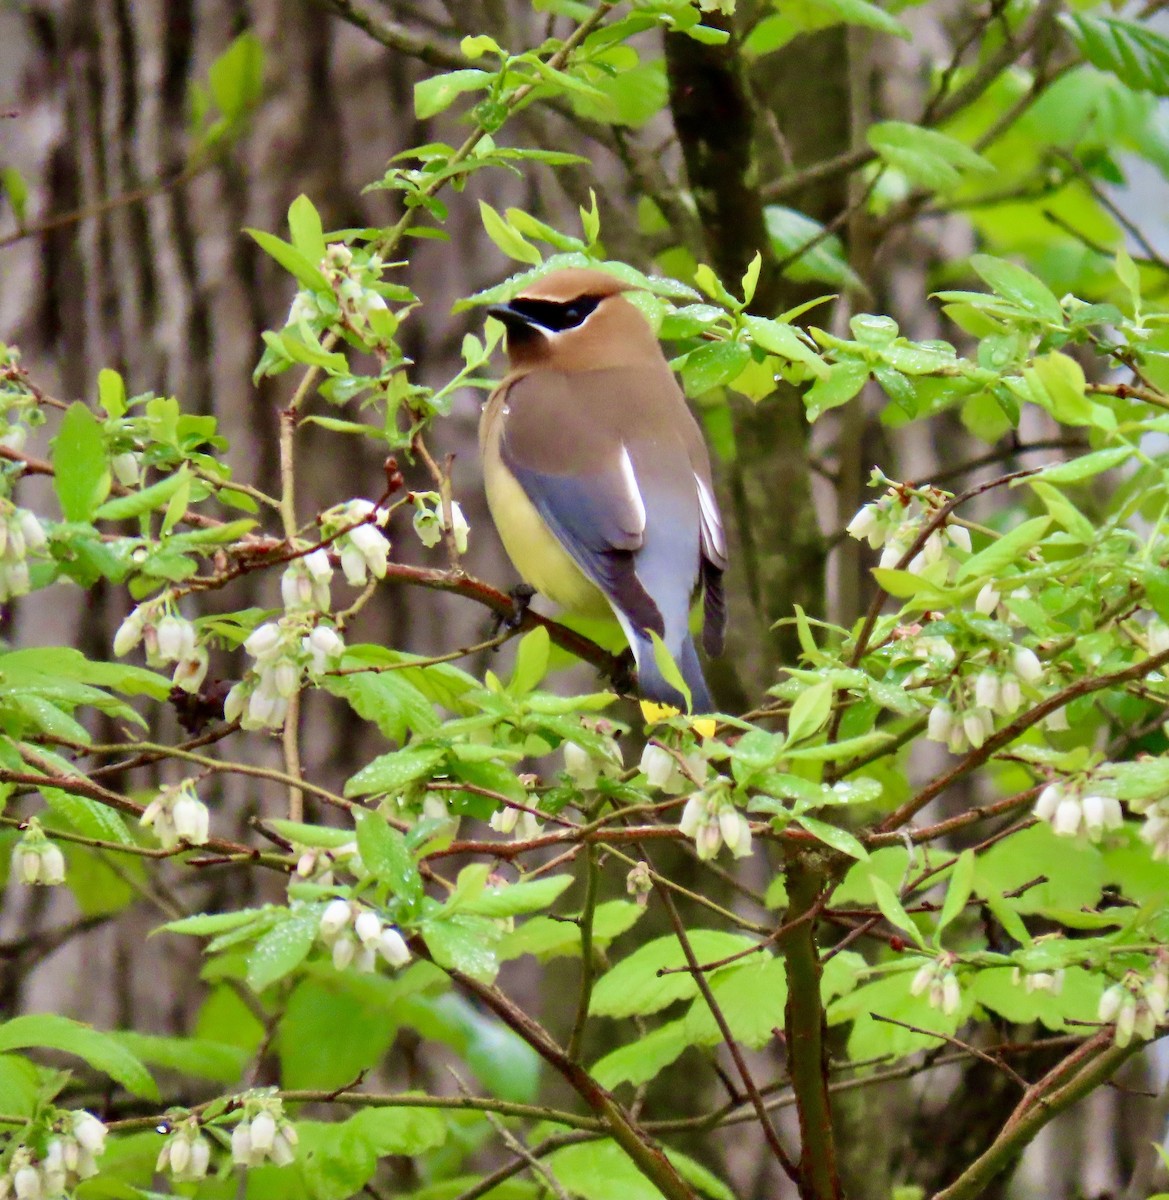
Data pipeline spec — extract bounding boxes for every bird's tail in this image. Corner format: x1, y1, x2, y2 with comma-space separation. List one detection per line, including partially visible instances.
631, 629, 714, 714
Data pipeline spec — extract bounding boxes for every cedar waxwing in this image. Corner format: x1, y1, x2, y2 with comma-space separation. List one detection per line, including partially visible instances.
479, 267, 727, 712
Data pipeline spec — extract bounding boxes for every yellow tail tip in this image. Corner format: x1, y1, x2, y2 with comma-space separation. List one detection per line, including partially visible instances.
639, 700, 716, 740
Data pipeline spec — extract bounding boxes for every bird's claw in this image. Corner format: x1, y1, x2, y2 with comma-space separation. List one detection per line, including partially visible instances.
609, 648, 637, 695
491, 584, 537, 642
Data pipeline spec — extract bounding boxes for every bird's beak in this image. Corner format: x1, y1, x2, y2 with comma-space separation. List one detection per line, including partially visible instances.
486, 302, 537, 333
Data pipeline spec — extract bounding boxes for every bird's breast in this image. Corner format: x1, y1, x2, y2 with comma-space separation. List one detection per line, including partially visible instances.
480, 397, 612, 618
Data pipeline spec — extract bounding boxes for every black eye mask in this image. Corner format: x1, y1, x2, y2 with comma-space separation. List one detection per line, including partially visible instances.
507, 295, 601, 331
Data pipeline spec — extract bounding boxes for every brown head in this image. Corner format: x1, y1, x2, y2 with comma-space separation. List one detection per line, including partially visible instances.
487, 267, 663, 372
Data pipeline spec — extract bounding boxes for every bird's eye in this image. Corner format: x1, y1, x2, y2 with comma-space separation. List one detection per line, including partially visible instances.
563, 297, 600, 327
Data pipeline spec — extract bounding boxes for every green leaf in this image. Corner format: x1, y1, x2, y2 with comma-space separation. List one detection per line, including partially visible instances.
42, 787, 132, 845
0, 1055, 40, 1118
867, 875, 923, 945
245, 906, 321, 992
743, 314, 829, 376
1146, 564, 1169, 624
509, 626, 550, 695
458, 874, 573, 918
548, 1141, 733, 1200
278, 976, 399, 1091
954, 516, 1051, 583
95, 466, 190, 521
479, 200, 543, 266
590, 931, 758, 1017
345, 1106, 447, 1156
591, 1018, 690, 1089
570, 61, 669, 127
52, 403, 110, 522
763, 206, 862, 290
498, 898, 643, 961
745, 0, 908, 54
1, 167, 29, 226
683, 955, 787, 1048
206, 30, 263, 122
680, 342, 752, 395
321, 671, 440, 742
740, 252, 762, 306
344, 746, 446, 798
422, 913, 501, 984
974, 823, 1105, 914
159, 908, 270, 936
794, 815, 869, 860
869, 567, 948, 599
414, 69, 492, 119
0, 1014, 157, 1098
97, 368, 127, 418
1031, 446, 1132, 484
356, 812, 422, 903
1028, 480, 1095, 544
969, 254, 1064, 325
804, 359, 869, 420
288, 194, 326, 264
246, 228, 330, 290
868, 121, 993, 192
787, 678, 834, 743
298, 1119, 378, 1200
1027, 354, 1093, 425
1060, 13, 1169, 97
112, 1032, 247, 1083
936, 849, 975, 937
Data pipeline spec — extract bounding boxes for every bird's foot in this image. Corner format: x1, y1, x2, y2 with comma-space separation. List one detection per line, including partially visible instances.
609, 648, 637, 696
491, 583, 537, 642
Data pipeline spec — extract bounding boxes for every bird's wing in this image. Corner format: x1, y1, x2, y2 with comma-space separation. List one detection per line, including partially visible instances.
499, 371, 664, 635
677, 407, 728, 656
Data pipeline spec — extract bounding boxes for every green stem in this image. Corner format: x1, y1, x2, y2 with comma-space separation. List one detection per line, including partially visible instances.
929, 1037, 1143, 1200
448, 968, 698, 1200
566, 844, 600, 1062
780, 854, 841, 1200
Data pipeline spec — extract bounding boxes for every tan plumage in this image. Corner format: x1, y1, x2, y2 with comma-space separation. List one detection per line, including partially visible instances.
479, 267, 727, 711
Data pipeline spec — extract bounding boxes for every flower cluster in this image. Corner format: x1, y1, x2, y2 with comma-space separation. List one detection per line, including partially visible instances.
223, 619, 344, 730
412, 493, 470, 555
1098, 958, 1169, 1046
1033, 779, 1123, 843
679, 788, 752, 861
294, 840, 363, 886
114, 603, 208, 694
155, 1117, 212, 1182
924, 646, 1044, 755
11, 820, 66, 887
0, 421, 29, 455
1011, 967, 1065, 995
1123, 791, 1169, 861
110, 449, 141, 487
640, 742, 708, 794
0, 505, 49, 602
231, 1101, 298, 1169
281, 547, 332, 613
140, 780, 211, 850
562, 723, 624, 789
326, 500, 390, 586
317, 899, 412, 973
489, 804, 544, 841
1147, 619, 1169, 657
626, 860, 653, 906
845, 483, 970, 577
0, 1112, 107, 1199
910, 953, 961, 1015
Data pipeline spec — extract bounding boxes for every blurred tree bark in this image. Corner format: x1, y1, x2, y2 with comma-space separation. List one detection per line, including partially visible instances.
0, 2, 1154, 1195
